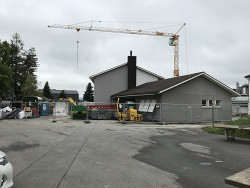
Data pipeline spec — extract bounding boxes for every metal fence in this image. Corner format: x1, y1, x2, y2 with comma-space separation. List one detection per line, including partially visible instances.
232, 102, 248, 117
0, 101, 41, 119
74, 102, 233, 124
0, 100, 235, 123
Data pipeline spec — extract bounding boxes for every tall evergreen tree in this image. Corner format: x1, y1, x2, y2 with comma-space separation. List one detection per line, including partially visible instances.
23, 48, 38, 76
83, 82, 94, 102
0, 40, 11, 65
43, 81, 52, 99
0, 63, 13, 100
7, 33, 39, 99
21, 74, 38, 97
9, 33, 25, 99
59, 90, 66, 99
0, 40, 13, 99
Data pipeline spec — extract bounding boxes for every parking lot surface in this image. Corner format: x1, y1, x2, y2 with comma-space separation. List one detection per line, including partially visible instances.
1, 117, 181, 188
1, 117, 250, 188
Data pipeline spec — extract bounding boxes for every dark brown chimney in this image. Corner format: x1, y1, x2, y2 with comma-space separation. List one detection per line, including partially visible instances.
127, 51, 136, 89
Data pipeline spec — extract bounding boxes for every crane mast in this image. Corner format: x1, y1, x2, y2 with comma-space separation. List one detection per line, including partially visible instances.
48, 23, 186, 77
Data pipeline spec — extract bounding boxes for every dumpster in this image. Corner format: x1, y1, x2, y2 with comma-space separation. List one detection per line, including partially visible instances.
40, 102, 50, 116
71, 105, 87, 120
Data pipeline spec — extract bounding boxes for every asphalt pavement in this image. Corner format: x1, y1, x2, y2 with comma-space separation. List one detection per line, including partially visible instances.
134, 126, 250, 188
0, 117, 180, 188
1, 117, 250, 188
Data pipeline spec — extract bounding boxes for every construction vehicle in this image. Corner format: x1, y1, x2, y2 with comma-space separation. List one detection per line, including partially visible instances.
48, 22, 186, 77
58, 97, 76, 106
116, 98, 142, 123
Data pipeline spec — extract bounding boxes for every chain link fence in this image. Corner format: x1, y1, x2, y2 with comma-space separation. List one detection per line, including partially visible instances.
0, 101, 41, 119
73, 102, 233, 124
232, 102, 248, 117
0, 100, 235, 123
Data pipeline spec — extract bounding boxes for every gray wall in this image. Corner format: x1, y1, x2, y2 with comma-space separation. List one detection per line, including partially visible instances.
160, 77, 232, 123
136, 69, 159, 86
93, 66, 162, 103
232, 103, 248, 115
94, 66, 128, 103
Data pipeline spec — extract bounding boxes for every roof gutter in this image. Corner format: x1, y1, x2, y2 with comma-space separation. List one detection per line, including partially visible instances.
112, 93, 157, 98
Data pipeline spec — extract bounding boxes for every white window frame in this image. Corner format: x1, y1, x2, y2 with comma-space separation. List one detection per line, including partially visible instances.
215, 100, 221, 107
202, 99, 221, 108
202, 100, 207, 107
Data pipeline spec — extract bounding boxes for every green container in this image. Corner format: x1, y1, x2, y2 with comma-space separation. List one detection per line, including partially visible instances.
71, 105, 87, 112
72, 113, 86, 120
71, 106, 87, 120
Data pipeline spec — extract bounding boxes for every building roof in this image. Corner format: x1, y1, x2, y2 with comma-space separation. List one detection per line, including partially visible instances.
112, 72, 240, 98
50, 89, 79, 95
232, 96, 249, 103
89, 63, 164, 82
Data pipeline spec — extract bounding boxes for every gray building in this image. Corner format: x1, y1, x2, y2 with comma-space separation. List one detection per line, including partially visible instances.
112, 72, 239, 123
232, 78, 249, 116
245, 74, 250, 115
51, 89, 79, 101
232, 96, 248, 116
90, 51, 164, 103
236, 82, 249, 96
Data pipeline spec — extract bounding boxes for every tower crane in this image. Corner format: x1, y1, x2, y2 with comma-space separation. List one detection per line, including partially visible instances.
48, 23, 186, 77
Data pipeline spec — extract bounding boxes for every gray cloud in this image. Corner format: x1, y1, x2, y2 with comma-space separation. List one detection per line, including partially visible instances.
1, 0, 249, 97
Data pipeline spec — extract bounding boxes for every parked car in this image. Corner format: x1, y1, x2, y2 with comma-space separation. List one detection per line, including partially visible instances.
0, 151, 13, 188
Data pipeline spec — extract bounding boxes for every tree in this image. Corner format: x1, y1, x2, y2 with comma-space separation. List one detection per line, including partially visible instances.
59, 90, 66, 99
43, 81, 52, 99
83, 82, 94, 102
0, 34, 39, 99
8, 33, 39, 99
21, 74, 38, 97
0, 63, 13, 99
22, 47, 39, 77
0, 40, 11, 65
9, 33, 25, 99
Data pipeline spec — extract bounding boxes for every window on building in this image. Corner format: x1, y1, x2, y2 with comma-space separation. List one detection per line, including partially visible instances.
202, 99, 221, 108
209, 100, 213, 107
215, 100, 221, 107
202, 100, 207, 107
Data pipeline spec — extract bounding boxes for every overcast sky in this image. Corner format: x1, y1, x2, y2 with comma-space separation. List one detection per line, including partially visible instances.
1, 0, 250, 97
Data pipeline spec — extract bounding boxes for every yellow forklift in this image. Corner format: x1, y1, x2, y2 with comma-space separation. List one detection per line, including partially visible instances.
116, 98, 142, 123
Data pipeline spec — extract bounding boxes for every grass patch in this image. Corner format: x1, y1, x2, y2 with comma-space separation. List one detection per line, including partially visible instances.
203, 117, 250, 139
203, 127, 250, 138
203, 126, 224, 135
226, 116, 250, 125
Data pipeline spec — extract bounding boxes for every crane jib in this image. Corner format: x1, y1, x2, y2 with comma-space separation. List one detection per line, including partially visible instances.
47, 23, 186, 77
